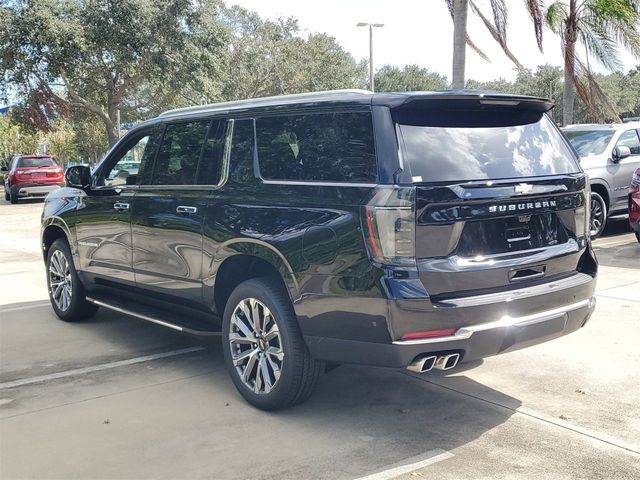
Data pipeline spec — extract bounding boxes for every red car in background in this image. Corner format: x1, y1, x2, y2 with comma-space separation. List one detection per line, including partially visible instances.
630, 168, 640, 243
2, 155, 64, 204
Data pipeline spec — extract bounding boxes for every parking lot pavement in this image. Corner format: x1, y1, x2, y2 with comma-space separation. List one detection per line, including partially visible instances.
1, 200, 639, 479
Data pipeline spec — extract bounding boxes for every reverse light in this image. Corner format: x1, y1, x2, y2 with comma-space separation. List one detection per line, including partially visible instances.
400, 328, 457, 341
362, 186, 416, 267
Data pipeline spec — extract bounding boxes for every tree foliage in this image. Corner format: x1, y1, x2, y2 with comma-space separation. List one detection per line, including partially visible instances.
220, 6, 361, 100
1, 0, 229, 145
1, 0, 362, 150
374, 65, 448, 92
545, 0, 640, 124
0, 114, 40, 165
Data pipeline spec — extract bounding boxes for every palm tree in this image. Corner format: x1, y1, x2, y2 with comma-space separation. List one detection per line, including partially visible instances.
446, 0, 545, 89
545, 0, 640, 125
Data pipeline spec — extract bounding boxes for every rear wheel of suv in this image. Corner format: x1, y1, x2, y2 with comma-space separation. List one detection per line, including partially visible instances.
4, 189, 9, 201
636, 231, 640, 244
589, 192, 607, 238
46, 238, 98, 322
221, 277, 323, 410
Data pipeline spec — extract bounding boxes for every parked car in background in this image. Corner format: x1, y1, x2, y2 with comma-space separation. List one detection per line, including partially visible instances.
42, 90, 597, 410
562, 123, 640, 237
630, 168, 640, 243
2, 155, 65, 204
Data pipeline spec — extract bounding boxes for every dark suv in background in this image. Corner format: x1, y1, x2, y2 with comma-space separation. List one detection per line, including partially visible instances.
42, 90, 597, 410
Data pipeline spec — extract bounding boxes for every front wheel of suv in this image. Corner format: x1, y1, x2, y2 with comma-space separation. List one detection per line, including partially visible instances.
221, 277, 323, 410
9, 186, 18, 204
46, 238, 98, 322
589, 192, 607, 238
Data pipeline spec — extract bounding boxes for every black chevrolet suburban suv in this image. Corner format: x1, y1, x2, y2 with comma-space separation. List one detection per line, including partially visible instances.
42, 90, 597, 410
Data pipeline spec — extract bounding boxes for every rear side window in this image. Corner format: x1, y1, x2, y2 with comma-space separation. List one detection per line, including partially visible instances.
256, 112, 377, 183
152, 121, 209, 185
17, 157, 56, 168
616, 129, 640, 155
398, 110, 580, 182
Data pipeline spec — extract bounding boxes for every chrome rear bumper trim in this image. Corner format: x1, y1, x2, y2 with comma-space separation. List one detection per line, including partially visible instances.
393, 297, 595, 346
432, 273, 593, 308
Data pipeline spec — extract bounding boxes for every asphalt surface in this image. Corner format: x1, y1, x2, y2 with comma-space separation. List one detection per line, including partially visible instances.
1, 197, 639, 480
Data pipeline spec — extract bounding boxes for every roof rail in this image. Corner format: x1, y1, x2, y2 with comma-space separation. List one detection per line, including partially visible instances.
158, 89, 373, 118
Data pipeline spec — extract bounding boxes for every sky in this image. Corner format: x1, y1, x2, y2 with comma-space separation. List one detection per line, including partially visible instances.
228, 0, 639, 81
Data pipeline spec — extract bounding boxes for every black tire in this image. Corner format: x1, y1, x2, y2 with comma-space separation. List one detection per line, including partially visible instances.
46, 238, 98, 322
636, 231, 640, 244
4, 187, 9, 201
589, 192, 607, 238
221, 277, 323, 410
9, 186, 18, 204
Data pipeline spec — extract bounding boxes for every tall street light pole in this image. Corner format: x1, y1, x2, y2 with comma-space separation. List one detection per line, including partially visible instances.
357, 22, 384, 92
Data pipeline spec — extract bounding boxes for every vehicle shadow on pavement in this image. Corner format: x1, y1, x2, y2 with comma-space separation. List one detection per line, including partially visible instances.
1, 302, 520, 480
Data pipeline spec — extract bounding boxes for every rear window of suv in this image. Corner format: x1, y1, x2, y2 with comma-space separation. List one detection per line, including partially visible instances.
17, 157, 56, 168
397, 109, 579, 182
256, 111, 377, 183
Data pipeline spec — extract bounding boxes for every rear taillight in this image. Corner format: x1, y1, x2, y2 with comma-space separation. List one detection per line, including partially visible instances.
631, 169, 640, 193
362, 186, 416, 267
400, 328, 457, 341
583, 182, 591, 238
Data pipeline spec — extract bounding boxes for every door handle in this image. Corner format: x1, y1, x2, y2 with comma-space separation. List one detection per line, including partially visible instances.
176, 206, 198, 214
113, 202, 130, 211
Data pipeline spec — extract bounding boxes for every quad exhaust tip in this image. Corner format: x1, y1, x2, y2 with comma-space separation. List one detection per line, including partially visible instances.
407, 355, 437, 373
407, 353, 460, 373
434, 353, 460, 371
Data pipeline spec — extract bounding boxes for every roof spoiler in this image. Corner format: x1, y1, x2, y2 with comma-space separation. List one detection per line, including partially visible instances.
376, 91, 554, 112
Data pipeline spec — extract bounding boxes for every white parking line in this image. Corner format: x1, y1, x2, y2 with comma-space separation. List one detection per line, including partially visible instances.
0, 346, 206, 390
411, 374, 640, 456
593, 238, 635, 248
0, 302, 50, 314
353, 449, 454, 480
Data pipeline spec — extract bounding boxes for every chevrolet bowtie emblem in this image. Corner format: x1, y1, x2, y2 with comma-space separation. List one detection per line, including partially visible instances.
514, 183, 534, 194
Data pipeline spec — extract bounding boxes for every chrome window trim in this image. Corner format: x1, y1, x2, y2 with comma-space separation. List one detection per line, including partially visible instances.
260, 179, 378, 188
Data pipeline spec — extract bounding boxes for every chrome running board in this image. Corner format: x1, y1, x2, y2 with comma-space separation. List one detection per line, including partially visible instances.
86, 296, 222, 336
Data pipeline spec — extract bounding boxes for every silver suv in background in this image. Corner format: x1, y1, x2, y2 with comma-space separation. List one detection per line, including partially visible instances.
563, 123, 640, 237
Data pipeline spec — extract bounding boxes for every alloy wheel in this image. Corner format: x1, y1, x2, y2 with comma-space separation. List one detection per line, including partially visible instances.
49, 250, 73, 311
590, 197, 605, 237
229, 298, 284, 394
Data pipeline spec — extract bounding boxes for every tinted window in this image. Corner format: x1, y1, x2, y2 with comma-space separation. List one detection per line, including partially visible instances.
17, 157, 56, 168
256, 112, 376, 182
152, 121, 209, 185
228, 119, 255, 184
197, 120, 226, 185
564, 129, 615, 156
399, 112, 579, 182
102, 129, 161, 186
616, 129, 640, 155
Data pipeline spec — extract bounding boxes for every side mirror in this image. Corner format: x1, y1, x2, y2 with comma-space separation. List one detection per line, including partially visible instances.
612, 145, 631, 162
65, 165, 92, 189
0, 166, 8, 172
